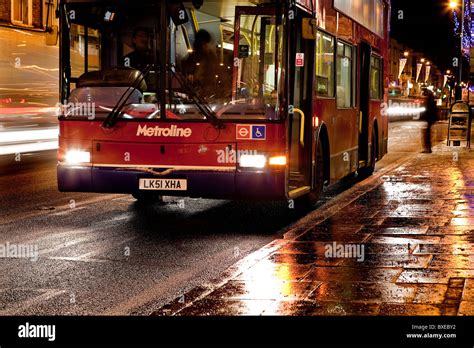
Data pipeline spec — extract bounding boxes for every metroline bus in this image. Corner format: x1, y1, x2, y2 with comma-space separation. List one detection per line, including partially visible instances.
57, 0, 390, 204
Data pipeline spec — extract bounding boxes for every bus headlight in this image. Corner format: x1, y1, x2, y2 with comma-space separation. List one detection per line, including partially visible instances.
65, 150, 91, 164
239, 154, 266, 168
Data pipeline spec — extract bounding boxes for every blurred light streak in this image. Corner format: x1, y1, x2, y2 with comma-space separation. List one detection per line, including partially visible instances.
0, 128, 58, 143
0, 141, 57, 155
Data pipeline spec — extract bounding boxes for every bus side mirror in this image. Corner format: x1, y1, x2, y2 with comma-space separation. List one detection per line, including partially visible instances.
45, 25, 58, 46
301, 18, 317, 40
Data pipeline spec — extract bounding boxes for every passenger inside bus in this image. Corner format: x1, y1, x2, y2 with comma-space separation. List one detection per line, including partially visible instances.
124, 27, 154, 72
182, 29, 229, 100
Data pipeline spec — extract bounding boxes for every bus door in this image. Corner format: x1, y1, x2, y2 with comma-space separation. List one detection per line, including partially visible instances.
288, 15, 314, 193
358, 41, 372, 166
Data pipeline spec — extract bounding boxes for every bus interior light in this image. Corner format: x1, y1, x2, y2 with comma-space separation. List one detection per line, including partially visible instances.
269, 156, 287, 166
239, 154, 266, 168
65, 150, 91, 164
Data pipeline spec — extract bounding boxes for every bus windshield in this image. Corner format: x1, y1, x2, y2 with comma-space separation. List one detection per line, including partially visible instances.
60, 0, 284, 122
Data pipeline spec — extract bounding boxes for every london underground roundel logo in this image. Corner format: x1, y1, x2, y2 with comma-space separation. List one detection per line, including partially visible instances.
238, 126, 249, 138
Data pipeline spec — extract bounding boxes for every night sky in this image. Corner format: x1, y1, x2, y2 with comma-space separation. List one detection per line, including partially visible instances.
390, 0, 459, 71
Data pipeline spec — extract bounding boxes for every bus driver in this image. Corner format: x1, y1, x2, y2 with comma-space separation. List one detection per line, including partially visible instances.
124, 27, 154, 72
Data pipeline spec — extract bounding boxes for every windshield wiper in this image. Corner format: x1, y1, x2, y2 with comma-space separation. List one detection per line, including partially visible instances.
102, 63, 224, 129
168, 63, 224, 129
102, 64, 153, 129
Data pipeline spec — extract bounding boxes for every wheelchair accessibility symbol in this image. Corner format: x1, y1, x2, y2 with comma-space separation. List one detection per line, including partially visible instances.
251, 125, 266, 140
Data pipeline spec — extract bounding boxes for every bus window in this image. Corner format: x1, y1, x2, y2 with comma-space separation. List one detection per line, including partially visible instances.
370, 55, 383, 100
175, 7, 232, 103
181, 28, 224, 99
69, 24, 101, 87
336, 41, 353, 108
236, 15, 279, 102
315, 31, 335, 98
171, 9, 281, 120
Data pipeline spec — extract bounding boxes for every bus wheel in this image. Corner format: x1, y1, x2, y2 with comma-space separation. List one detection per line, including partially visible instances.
359, 129, 377, 178
132, 192, 164, 204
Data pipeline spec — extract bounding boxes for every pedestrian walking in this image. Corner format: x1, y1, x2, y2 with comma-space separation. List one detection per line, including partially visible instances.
422, 90, 438, 153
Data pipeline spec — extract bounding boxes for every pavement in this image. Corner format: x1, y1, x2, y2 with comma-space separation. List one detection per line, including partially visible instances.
152, 122, 474, 316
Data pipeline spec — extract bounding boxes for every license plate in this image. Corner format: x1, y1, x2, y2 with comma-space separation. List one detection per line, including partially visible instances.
139, 178, 187, 191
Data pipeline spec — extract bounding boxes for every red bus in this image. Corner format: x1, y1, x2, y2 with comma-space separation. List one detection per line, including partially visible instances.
57, 0, 390, 204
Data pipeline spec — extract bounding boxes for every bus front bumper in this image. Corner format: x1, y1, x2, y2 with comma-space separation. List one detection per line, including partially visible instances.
57, 165, 286, 200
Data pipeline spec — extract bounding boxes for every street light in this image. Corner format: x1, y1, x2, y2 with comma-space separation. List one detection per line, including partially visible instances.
403, 51, 409, 57
420, 58, 425, 63
449, 0, 465, 100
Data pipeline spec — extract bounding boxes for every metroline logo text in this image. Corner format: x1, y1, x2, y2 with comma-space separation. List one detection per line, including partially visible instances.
136, 125, 192, 137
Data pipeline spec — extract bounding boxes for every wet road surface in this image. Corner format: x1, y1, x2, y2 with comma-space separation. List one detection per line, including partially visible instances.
1, 120, 467, 315
0, 151, 292, 315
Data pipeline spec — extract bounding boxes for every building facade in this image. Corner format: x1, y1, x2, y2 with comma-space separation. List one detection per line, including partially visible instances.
0, 0, 56, 29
